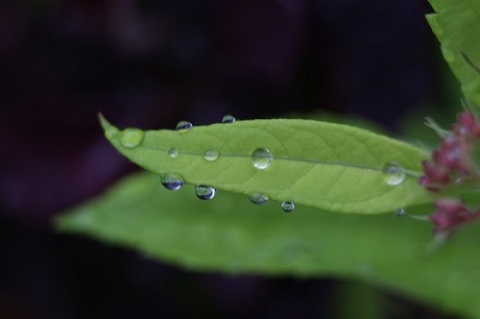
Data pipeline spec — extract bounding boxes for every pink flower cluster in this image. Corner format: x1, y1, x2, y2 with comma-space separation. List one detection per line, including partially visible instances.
418, 112, 480, 236
419, 112, 479, 192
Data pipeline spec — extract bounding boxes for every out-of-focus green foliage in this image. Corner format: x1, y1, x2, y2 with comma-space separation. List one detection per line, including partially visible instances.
427, 0, 480, 107
57, 172, 480, 319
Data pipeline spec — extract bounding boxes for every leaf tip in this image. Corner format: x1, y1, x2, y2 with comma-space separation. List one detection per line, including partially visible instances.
98, 113, 120, 141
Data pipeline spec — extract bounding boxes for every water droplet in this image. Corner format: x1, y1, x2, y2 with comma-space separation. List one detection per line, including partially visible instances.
428, 16, 444, 37
105, 127, 119, 140
251, 148, 273, 169
161, 174, 184, 191
248, 193, 268, 205
195, 185, 216, 200
383, 162, 406, 186
394, 208, 406, 217
176, 121, 193, 133
441, 46, 456, 63
168, 148, 178, 158
281, 201, 295, 213
222, 115, 236, 123
203, 149, 219, 161
120, 128, 145, 148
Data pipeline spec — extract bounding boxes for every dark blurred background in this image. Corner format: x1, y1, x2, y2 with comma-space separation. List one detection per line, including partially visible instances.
0, 0, 456, 318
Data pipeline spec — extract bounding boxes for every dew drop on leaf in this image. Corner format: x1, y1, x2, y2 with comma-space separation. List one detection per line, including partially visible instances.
441, 46, 456, 63
105, 126, 119, 140
161, 174, 184, 191
248, 193, 268, 205
203, 149, 219, 161
176, 121, 193, 133
281, 201, 295, 213
394, 207, 406, 217
251, 148, 273, 169
168, 148, 178, 158
195, 185, 216, 200
222, 115, 236, 123
120, 128, 145, 148
383, 162, 406, 186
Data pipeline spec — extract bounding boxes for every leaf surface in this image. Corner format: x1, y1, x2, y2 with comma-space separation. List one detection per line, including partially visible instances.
100, 116, 431, 214
427, 0, 480, 106
57, 172, 480, 319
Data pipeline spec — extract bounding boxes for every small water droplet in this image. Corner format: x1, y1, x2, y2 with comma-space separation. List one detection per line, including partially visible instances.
394, 208, 406, 217
222, 115, 236, 123
441, 46, 456, 63
195, 185, 216, 200
176, 121, 193, 133
251, 148, 273, 169
383, 162, 406, 186
161, 174, 184, 191
120, 128, 145, 148
248, 193, 268, 205
281, 201, 295, 213
203, 149, 219, 161
105, 127, 119, 140
428, 16, 444, 37
168, 148, 178, 158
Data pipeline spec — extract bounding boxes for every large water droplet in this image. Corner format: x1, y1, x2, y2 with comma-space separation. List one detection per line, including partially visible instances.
441, 46, 456, 63
281, 201, 295, 213
120, 128, 145, 148
248, 193, 268, 205
195, 185, 216, 200
203, 149, 219, 161
251, 148, 273, 169
168, 148, 178, 158
394, 207, 406, 217
176, 121, 193, 133
161, 174, 184, 191
383, 162, 406, 186
222, 115, 236, 123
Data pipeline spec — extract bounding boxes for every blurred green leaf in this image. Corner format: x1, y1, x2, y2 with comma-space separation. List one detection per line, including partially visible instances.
100, 115, 432, 214
427, 0, 480, 107
58, 172, 480, 319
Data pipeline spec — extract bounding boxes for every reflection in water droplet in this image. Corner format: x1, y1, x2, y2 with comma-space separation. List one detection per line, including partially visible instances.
222, 115, 236, 123
168, 148, 178, 158
394, 208, 406, 217
383, 162, 406, 186
248, 193, 268, 205
105, 127, 119, 140
251, 148, 273, 169
281, 201, 295, 213
195, 185, 216, 200
161, 174, 184, 191
176, 121, 193, 133
441, 46, 456, 63
203, 149, 219, 161
120, 128, 145, 148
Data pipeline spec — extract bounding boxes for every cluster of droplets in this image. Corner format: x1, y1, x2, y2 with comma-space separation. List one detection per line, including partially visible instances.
418, 111, 480, 237
158, 117, 294, 211
113, 115, 298, 212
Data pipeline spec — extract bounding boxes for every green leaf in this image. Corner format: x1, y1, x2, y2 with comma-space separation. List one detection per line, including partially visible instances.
99, 115, 432, 214
427, 0, 480, 107
57, 172, 480, 319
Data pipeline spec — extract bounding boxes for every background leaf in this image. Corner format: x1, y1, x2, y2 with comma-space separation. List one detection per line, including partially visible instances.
427, 0, 480, 107
100, 116, 432, 214
58, 172, 480, 319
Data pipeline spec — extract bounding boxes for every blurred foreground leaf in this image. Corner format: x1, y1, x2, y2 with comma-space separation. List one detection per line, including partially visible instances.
58, 172, 480, 319
427, 0, 480, 107
100, 116, 432, 214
